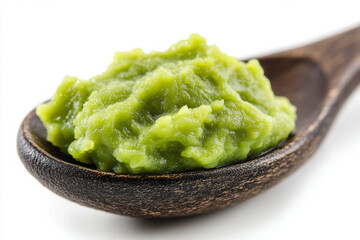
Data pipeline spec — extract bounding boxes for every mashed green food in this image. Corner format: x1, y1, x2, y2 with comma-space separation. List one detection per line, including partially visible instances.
36, 34, 296, 174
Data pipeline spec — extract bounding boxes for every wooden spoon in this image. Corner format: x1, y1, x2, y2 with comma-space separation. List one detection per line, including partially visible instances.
17, 27, 360, 218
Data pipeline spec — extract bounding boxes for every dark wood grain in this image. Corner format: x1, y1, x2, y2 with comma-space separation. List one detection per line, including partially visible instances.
17, 27, 360, 218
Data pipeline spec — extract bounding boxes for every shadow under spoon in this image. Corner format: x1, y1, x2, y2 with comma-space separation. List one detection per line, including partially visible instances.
17, 26, 360, 218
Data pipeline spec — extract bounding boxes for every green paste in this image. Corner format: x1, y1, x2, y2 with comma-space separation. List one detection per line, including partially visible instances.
36, 34, 296, 174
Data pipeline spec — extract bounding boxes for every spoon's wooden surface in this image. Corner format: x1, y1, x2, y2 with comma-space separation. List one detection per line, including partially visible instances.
17, 27, 360, 218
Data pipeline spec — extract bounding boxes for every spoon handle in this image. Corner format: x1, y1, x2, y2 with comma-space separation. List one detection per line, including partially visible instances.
272, 26, 360, 90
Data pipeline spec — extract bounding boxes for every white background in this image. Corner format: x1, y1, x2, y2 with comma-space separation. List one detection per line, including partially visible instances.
1, 0, 360, 239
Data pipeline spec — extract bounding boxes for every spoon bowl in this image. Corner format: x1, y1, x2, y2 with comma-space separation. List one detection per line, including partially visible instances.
17, 27, 360, 218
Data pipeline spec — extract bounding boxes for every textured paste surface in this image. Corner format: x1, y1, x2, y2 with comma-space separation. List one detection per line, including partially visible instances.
36, 34, 296, 174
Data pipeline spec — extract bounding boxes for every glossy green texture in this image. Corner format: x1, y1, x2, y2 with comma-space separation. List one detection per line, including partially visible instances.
36, 34, 296, 174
